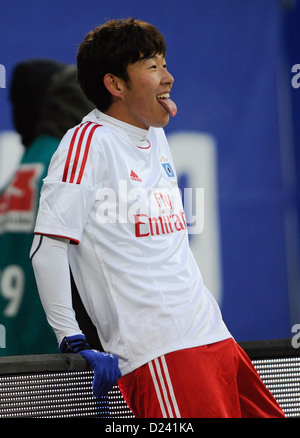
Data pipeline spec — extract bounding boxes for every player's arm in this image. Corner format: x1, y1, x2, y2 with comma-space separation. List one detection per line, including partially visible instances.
30, 234, 121, 396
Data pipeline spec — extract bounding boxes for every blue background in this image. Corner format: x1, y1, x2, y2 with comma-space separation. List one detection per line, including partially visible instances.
0, 0, 299, 342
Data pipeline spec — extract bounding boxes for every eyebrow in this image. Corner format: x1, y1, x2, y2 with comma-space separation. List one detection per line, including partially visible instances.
141, 54, 166, 63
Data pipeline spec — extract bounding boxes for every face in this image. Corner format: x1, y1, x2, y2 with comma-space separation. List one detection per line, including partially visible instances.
120, 54, 175, 129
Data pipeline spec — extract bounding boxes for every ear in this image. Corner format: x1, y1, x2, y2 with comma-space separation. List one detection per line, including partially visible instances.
103, 73, 125, 100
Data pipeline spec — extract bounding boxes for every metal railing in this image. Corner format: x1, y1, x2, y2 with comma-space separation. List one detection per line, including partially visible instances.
0, 338, 299, 418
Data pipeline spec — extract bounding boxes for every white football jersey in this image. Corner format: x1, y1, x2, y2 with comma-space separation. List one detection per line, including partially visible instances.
34, 109, 231, 375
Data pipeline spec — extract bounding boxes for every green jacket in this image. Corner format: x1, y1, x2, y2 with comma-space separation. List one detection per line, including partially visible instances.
0, 136, 60, 355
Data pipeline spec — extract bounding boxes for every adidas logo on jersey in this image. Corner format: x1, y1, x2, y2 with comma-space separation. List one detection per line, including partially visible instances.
130, 170, 142, 182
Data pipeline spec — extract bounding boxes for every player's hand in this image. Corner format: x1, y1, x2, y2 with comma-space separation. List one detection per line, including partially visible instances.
79, 349, 121, 397
60, 334, 122, 397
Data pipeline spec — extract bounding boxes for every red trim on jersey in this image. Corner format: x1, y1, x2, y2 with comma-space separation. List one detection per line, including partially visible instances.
34, 232, 80, 245
69, 122, 93, 183
62, 122, 102, 184
62, 123, 83, 182
136, 140, 151, 149
76, 123, 101, 184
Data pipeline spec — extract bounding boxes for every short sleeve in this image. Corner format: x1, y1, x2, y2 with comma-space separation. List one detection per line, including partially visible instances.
34, 122, 105, 243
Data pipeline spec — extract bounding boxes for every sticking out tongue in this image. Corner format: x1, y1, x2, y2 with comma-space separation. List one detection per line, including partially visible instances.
158, 97, 177, 117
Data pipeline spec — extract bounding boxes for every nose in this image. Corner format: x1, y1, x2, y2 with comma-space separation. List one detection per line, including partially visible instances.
162, 69, 174, 86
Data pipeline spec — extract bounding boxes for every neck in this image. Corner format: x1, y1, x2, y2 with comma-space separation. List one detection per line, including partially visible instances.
105, 104, 148, 131
97, 110, 149, 146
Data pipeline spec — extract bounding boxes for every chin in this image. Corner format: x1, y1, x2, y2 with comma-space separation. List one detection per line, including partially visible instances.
150, 116, 170, 129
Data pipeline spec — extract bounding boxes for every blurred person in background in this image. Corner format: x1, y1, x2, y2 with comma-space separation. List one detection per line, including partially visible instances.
0, 60, 94, 356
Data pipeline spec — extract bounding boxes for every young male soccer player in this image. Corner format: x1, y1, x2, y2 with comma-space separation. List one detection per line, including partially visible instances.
30, 18, 285, 418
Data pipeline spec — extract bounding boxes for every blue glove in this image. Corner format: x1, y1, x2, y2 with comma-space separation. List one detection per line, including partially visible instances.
60, 334, 122, 397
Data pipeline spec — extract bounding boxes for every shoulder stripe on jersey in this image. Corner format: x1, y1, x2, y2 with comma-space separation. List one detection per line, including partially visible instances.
76, 123, 101, 184
69, 122, 92, 183
62, 122, 85, 182
62, 122, 102, 184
